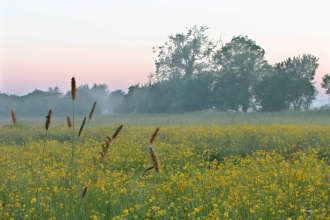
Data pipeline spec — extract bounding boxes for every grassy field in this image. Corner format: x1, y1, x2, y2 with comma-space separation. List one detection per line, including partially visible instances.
1, 111, 330, 219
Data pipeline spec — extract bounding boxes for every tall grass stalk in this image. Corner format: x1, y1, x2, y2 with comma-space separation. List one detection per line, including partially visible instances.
82, 101, 97, 144
36, 108, 52, 216
78, 116, 87, 152
70, 77, 76, 186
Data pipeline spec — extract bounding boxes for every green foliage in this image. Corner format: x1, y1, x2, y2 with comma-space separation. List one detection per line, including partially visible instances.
154, 25, 218, 81
109, 89, 125, 113
321, 73, 330, 97
180, 72, 214, 112
255, 54, 319, 111
213, 36, 272, 112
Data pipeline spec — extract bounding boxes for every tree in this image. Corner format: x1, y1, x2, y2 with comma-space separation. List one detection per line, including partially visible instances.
180, 72, 214, 112
48, 86, 63, 97
255, 54, 319, 111
321, 73, 330, 98
254, 69, 290, 111
213, 36, 271, 112
109, 89, 125, 113
154, 25, 218, 81
90, 83, 110, 113
122, 84, 140, 113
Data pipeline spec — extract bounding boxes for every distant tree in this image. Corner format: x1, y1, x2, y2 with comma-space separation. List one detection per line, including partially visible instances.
213, 36, 272, 112
109, 89, 125, 113
321, 73, 330, 98
254, 69, 290, 111
0, 93, 18, 118
154, 25, 218, 81
48, 86, 63, 97
255, 54, 319, 111
122, 84, 140, 113
180, 72, 214, 112
90, 83, 110, 113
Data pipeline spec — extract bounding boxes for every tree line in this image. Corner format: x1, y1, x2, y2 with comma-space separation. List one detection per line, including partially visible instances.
1, 25, 329, 117
119, 26, 326, 113
0, 84, 110, 117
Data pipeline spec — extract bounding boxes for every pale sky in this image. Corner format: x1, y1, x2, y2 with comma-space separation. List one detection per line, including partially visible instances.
1, 0, 329, 100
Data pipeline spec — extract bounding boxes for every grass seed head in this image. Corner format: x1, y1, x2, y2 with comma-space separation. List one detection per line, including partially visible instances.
67, 115, 72, 128
11, 110, 16, 125
143, 165, 154, 173
150, 127, 160, 144
71, 77, 76, 100
105, 136, 111, 142
112, 124, 124, 139
149, 144, 160, 172
89, 101, 97, 119
82, 185, 88, 198
78, 117, 87, 137
45, 109, 52, 130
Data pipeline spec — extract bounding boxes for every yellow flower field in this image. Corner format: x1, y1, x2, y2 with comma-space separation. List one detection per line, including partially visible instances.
0, 123, 330, 219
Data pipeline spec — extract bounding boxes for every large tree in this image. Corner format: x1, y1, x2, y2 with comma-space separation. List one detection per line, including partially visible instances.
154, 25, 218, 81
213, 36, 271, 112
321, 73, 330, 98
255, 54, 319, 111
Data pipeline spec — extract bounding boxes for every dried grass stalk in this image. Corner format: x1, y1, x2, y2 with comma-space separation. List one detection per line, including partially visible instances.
45, 109, 52, 130
112, 125, 124, 139
150, 127, 160, 144
92, 155, 97, 167
67, 115, 72, 128
71, 77, 76, 100
149, 144, 160, 172
143, 165, 154, 173
82, 185, 88, 198
292, 140, 300, 154
290, 140, 301, 163
89, 101, 97, 119
11, 110, 16, 124
100, 137, 111, 159
78, 117, 87, 137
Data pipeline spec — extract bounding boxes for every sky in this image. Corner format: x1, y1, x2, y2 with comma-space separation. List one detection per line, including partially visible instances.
1, 0, 329, 102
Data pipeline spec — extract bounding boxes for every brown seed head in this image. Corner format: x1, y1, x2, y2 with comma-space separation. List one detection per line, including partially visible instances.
82, 185, 88, 198
11, 110, 17, 124
45, 109, 52, 130
67, 115, 72, 128
78, 117, 87, 137
112, 124, 124, 139
89, 101, 97, 119
149, 145, 160, 172
150, 127, 160, 144
71, 77, 76, 100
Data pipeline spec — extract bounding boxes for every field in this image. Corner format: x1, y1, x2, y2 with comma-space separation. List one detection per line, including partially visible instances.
1, 111, 330, 220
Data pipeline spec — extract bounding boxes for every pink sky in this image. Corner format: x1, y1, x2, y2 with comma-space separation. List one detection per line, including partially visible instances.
1, 0, 329, 100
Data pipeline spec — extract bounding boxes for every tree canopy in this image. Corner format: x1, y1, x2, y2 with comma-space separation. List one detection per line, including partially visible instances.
154, 25, 218, 81
212, 36, 272, 112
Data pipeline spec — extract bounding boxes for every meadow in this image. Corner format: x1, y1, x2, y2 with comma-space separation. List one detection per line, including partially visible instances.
1, 110, 330, 220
